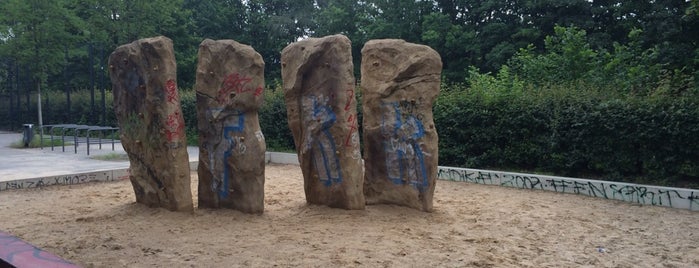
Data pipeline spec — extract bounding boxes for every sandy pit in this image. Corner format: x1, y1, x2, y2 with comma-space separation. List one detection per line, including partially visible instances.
1, 164, 698, 267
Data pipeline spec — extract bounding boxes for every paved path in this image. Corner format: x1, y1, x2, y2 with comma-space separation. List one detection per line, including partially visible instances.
0, 132, 199, 183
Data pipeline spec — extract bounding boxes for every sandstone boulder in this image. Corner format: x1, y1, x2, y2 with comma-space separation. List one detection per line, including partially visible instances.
361, 39, 442, 212
108, 36, 193, 212
281, 35, 365, 209
195, 39, 266, 214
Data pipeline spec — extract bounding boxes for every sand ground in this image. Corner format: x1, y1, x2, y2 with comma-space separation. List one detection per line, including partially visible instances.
1, 164, 698, 268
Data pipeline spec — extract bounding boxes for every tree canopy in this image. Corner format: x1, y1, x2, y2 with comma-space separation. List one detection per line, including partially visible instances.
0, 0, 697, 90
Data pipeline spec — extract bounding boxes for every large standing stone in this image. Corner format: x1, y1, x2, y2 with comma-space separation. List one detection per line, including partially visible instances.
361, 39, 442, 212
195, 39, 266, 214
281, 35, 365, 210
108, 36, 193, 212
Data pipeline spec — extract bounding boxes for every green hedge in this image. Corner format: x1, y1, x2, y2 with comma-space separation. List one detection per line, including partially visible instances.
435, 85, 699, 188
3, 84, 697, 188
178, 89, 198, 146
258, 85, 295, 151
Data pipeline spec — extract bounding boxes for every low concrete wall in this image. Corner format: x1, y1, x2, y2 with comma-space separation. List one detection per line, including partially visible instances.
438, 166, 699, 211
266, 152, 300, 165
3, 152, 697, 211
0, 169, 130, 192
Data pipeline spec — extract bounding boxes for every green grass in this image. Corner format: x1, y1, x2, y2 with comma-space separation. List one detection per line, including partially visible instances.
10, 134, 71, 148
90, 152, 129, 161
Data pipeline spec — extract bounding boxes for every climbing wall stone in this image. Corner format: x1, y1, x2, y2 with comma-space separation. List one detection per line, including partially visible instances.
109, 36, 193, 212
361, 39, 442, 212
281, 34, 365, 210
195, 39, 266, 214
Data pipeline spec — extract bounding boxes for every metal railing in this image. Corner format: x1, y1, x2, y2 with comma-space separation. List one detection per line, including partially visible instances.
40, 124, 119, 155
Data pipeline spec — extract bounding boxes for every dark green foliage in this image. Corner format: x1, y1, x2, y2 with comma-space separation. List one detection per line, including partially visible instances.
0, 0, 85, 87
0, 88, 115, 129
1, 0, 698, 88
178, 89, 198, 146
435, 82, 699, 189
1, 1, 698, 189
432, 24, 699, 188
258, 84, 295, 152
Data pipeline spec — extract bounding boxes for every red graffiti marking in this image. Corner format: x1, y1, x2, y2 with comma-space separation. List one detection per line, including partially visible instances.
254, 86, 264, 97
164, 111, 185, 142
216, 73, 263, 104
344, 89, 355, 111
165, 79, 179, 104
344, 88, 358, 146
345, 114, 358, 147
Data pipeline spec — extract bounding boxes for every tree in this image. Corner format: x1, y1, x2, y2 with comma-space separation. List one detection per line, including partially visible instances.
421, 12, 477, 81
0, 0, 86, 88
426, 1, 544, 74
689, 0, 699, 16
246, 0, 315, 82
362, 0, 434, 43
313, 0, 372, 76
87, 0, 196, 87
507, 26, 599, 86
184, 0, 248, 41
0, 0, 88, 127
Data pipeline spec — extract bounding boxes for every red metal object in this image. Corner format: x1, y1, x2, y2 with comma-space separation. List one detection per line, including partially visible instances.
0, 231, 80, 268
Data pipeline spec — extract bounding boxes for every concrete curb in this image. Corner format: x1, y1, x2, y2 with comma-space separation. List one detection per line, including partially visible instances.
0, 152, 295, 192
265, 152, 300, 165
1, 168, 130, 192
438, 166, 699, 211
2, 151, 697, 211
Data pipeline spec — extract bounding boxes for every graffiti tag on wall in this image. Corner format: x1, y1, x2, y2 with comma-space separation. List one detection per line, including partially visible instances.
165, 79, 179, 104
0, 169, 129, 192
381, 101, 428, 191
164, 111, 185, 142
218, 113, 246, 198
302, 95, 342, 186
216, 73, 263, 105
438, 167, 699, 211
342, 87, 361, 160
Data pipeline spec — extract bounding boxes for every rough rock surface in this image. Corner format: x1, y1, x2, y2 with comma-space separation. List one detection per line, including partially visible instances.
360, 39, 442, 212
195, 39, 266, 214
108, 36, 193, 212
281, 35, 365, 210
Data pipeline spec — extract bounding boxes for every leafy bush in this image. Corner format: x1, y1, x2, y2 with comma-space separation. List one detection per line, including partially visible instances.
435, 81, 699, 188
259, 83, 295, 152
178, 89, 198, 146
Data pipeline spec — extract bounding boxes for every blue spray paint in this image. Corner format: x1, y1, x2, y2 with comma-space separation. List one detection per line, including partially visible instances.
382, 102, 428, 191
309, 96, 342, 186
220, 114, 245, 198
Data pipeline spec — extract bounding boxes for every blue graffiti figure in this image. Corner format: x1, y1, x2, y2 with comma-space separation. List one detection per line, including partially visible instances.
307, 96, 342, 186
219, 114, 245, 198
382, 102, 428, 191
